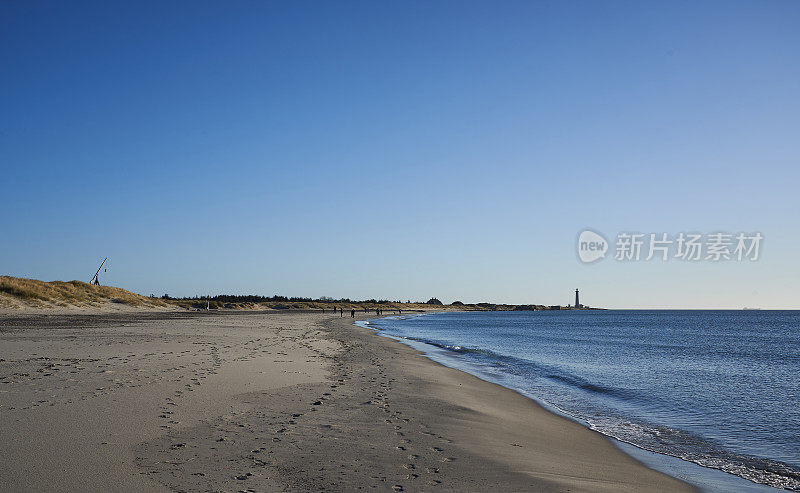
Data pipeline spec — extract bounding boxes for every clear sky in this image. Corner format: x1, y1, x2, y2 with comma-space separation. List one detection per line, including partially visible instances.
2, 1, 798, 308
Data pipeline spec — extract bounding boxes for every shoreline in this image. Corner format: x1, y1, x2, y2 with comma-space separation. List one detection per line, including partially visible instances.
363, 312, 783, 492
0, 310, 694, 491
341, 313, 696, 492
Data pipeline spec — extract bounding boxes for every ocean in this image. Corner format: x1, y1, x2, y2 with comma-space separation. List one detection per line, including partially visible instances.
360, 310, 799, 491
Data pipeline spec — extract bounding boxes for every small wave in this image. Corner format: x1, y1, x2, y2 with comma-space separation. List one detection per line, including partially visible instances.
544, 372, 636, 400
402, 336, 638, 400
588, 419, 800, 490
402, 337, 527, 361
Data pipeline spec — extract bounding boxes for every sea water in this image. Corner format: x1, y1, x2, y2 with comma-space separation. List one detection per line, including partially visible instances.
361, 310, 799, 491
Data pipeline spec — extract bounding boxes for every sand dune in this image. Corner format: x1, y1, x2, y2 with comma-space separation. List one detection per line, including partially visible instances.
0, 276, 171, 312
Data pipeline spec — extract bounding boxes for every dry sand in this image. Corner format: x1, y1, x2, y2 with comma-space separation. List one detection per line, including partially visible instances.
0, 311, 694, 491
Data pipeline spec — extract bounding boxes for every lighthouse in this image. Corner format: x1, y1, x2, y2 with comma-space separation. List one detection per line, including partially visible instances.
575, 289, 581, 309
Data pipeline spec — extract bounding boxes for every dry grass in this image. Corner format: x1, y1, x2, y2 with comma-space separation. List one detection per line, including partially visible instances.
0, 276, 169, 309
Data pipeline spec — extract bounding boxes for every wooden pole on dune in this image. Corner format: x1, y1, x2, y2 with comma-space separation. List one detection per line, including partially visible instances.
91, 257, 107, 286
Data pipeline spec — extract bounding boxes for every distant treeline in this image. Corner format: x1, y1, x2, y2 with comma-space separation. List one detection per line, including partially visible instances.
152, 294, 587, 311
157, 294, 418, 304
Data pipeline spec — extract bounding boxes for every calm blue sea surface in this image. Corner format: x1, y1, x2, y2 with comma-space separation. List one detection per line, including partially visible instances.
363, 310, 800, 491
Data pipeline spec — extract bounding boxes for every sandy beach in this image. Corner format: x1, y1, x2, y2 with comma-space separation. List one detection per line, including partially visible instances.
0, 310, 693, 491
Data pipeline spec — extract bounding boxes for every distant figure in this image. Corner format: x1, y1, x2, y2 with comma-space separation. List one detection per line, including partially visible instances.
322, 308, 325, 314
351, 309, 355, 318
364, 307, 368, 313
340, 308, 343, 317
398, 309, 402, 315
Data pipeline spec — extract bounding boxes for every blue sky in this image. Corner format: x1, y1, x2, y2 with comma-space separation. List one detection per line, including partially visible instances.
1, 1, 798, 308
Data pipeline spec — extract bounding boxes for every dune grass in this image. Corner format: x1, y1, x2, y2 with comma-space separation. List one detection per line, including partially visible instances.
0, 276, 168, 309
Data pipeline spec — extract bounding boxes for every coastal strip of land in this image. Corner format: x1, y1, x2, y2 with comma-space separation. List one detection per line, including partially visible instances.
0, 310, 693, 491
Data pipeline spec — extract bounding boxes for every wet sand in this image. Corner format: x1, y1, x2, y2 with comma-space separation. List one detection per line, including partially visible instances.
0, 311, 694, 491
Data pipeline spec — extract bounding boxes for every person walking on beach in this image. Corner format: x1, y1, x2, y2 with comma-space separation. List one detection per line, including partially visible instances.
351, 309, 355, 318
340, 308, 343, 317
